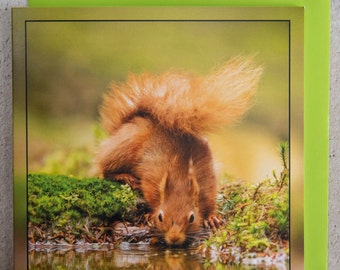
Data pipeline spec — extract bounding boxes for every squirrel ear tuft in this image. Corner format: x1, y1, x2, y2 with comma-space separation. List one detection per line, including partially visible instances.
159, 172, 168, 204
188, 158, 194, 177
188, 158, 200, 198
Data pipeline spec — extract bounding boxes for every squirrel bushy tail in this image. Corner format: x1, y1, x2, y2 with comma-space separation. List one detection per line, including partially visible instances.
100, 56, 262, 135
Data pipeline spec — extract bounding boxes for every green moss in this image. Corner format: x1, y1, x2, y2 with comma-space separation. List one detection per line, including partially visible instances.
28, 173, 140, 244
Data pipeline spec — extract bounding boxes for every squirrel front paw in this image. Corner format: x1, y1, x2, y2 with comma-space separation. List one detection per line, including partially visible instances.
203, 215, 224, 231
107, 173, 140, 190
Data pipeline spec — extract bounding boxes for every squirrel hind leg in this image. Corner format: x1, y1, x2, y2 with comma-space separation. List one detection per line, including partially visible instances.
104, 172, 140, 190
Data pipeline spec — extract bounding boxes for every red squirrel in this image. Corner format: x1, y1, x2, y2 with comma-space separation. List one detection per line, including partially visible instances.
95, 57, 262, 246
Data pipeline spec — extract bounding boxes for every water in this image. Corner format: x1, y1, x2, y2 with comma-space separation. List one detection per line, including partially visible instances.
28, 243, 288, 269
29, 243, 204, 270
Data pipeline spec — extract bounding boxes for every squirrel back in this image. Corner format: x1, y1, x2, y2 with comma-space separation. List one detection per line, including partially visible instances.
100, 56, 262, 137
96, 57, 262, 246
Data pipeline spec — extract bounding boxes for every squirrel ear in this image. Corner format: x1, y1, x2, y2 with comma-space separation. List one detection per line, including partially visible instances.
188, 158, 200, 198
159, 172, 168, 204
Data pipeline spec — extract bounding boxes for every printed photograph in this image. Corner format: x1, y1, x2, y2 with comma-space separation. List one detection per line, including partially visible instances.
13, 7, 304, 269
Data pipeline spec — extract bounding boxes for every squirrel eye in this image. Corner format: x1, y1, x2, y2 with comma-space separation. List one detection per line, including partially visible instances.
189, 212, 195, 223
158, 211, 163, 222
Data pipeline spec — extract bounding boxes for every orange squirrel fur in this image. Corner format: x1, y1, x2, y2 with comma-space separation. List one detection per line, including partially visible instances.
96, 57, 262, 246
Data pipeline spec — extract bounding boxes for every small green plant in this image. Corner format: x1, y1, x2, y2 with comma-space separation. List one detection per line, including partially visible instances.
203, 142, 289, 264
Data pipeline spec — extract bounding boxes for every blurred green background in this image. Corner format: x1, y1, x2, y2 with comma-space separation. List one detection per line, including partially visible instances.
21, 20, 302, 183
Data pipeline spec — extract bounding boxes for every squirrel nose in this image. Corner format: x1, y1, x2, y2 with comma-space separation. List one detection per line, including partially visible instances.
165, 229, 185, 245
169, 236, 180, 243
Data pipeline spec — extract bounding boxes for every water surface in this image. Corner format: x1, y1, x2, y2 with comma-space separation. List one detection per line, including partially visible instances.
29, 243, 288, 270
